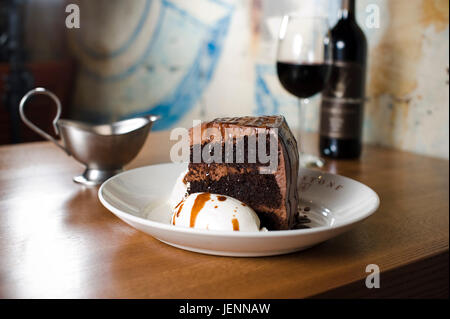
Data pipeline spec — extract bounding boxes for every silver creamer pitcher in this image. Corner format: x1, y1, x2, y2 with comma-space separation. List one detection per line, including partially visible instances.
19, 88, 160, 186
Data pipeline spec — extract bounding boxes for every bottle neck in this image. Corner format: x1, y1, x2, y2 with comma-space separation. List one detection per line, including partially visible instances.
339, 0, 356, 21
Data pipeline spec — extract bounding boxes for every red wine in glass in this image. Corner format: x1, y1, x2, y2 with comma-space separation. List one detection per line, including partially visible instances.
277, 62, 331, 99
276, 15, 332, 167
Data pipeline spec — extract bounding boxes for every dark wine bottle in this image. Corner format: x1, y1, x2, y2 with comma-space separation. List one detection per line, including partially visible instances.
319, 0, 367, 159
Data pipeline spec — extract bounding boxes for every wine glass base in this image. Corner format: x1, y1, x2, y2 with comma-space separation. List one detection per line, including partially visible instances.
299, 153, 325, 168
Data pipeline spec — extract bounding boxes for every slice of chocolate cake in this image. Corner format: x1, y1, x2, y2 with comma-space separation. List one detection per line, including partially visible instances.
184, 115, 299, 230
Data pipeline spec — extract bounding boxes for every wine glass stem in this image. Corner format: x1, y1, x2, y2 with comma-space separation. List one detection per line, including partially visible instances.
298, 98, 304, 154
296, 98, 326, 168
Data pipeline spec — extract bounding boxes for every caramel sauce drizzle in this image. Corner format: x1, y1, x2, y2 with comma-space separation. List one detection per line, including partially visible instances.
217, 196, 227, 201
231, 218, 239, 231
172, 201, 185, 225
176, 203, 184, 217
190, 193, 211, 227
174, 200, 183, 209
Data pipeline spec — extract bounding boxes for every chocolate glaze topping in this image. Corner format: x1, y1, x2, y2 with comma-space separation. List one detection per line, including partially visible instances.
189, 116, 284, 146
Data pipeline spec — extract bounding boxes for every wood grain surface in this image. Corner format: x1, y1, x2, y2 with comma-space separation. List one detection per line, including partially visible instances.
0, 131, 448, 298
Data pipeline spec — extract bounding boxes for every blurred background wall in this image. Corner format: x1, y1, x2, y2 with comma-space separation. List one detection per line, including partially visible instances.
14, 0, 450, 159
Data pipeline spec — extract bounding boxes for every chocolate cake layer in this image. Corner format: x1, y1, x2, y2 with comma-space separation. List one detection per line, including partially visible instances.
185, 115, 299, 230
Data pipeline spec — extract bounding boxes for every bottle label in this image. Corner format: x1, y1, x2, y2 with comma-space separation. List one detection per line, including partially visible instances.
323, 61, 365, 98
320, 98, 364, 139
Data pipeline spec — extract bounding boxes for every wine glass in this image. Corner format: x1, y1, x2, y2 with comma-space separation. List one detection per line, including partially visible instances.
277, 14, 332, 168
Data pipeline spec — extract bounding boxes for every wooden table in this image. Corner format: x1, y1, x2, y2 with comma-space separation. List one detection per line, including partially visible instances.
0, 132, 448, 298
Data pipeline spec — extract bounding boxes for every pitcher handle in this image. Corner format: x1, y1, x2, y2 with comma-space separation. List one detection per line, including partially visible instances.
19, 87, 69, 154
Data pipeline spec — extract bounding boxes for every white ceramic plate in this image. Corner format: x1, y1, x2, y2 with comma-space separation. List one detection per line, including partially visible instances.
98, 163, 379, 257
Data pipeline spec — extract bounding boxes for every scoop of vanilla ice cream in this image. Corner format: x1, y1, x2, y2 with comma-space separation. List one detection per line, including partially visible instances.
171, 193, 261, 232
168, 169, 188, 209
